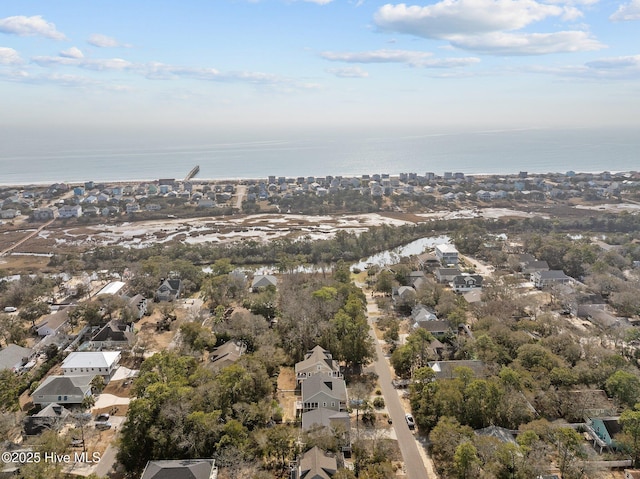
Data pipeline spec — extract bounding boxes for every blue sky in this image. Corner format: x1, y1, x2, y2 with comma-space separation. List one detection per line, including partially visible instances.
1, 0, 640, 132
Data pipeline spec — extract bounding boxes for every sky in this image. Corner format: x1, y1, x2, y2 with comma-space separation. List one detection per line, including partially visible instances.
1, 0, 640, 133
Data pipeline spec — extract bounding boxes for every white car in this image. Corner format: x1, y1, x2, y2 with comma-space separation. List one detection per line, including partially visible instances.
405, 413, 415, 430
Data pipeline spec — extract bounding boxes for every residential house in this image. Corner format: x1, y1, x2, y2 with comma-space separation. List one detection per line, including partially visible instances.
301, 407, 350, 435
302, 375, 348, 413
61, 351, 121, 379
210, 340, 247, 370
475, 425, 517, 444
0, 209, 20, 219
451, 274, 483, 293
292, 447, 337, 479
32, 206, 59, 221
251, 274, 277, 292
155, 278, 183, 302
35, 309, 70, 337
127, 294, 147, 319
589, 417, 623, 452
435, 244, 459, 265
625, 470, 640, 479
89, 321, 135, 350
31, 375, 94, 406
435, 267, 461, 284
532, 270, 573, 288
83, 205, 100, 216
416, 321, 452, 338
428, 360, 487, 380
140, 459, 218, 479
23, 403, 71, 435
0, 344, 34, 372
58, 205, 83, 218
393, 286, 416, 303
407, 271, 427, 288
295, 345, 342, 385
522, 260, 549, 277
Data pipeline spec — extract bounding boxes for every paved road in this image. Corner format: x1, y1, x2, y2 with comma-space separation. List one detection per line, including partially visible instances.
364, 299, 431, 479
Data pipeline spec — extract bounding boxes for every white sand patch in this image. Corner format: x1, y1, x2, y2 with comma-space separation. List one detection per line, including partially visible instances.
111, 366, 138, 381
93, 394, 131, 409
575, 203, 640, 213
478, 208, 549, 219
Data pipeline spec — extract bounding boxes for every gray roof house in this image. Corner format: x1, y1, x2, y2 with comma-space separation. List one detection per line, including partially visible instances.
294, 446, 337, 479
451, 274, 483, 293
251, 274, 277, 292
210, 340, 247, 370
435, 267, 461, 284
31, 375, 94, 406
428, 360, 487, 380
140, 459, 218, 479
0, 344, 34, 372
23, 403, 71, 435
301, 407, 350, 433
34, 310, 70, 337
302, 375, 348, 413
155, 278, 183, 302
295, 345, 342, 384
532, 270, 573, 289
89, 320, 135, 350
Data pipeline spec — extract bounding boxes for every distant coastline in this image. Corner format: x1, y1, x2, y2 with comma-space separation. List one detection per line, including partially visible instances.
1, 126, 639, 185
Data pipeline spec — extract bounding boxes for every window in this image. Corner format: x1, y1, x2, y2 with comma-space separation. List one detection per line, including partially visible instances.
323, 402, 327, 407
58, 396, 61, 401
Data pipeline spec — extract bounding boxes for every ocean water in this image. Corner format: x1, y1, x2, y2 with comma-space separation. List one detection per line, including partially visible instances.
0, 126, 638, 185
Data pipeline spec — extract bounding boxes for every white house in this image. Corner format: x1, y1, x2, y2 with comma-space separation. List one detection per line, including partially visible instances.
58, 205, 83, 218
435, 244, 459, 265
61, 351, 121, 379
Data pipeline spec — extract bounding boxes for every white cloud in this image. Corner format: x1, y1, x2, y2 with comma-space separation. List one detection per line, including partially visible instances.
610, 0, 640, 20
32, 55, 133, 71
60, 47, 84, 59
0, 15, 67, 40
585, 54, 640, 69
373, 1, 603, 55
28, 52, 314, 90
321, 48, 480, 67
374, 0, 566, 38
322, 49, 433, 64
0, 47, 22, 65
449, 31, 605, 55
327, 66, 370, 77
87, 33, 131, 48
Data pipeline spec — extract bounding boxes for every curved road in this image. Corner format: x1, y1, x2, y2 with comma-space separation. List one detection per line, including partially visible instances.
364, 295, 432, 479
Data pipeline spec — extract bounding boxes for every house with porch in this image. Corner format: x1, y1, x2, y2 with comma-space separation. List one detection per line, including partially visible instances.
295, 345, 342, 385
301, 375, 348, 413
452, 274, 483, 293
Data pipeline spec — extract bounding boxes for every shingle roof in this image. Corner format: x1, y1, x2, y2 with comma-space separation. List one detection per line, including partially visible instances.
299, 447, 337, 479
295, 346, 339, 375
302, 407, 350, 431
0, 344, 33, 370
33, 375, 93, 397
140, 459, 215, 479
302, 375, 347, 402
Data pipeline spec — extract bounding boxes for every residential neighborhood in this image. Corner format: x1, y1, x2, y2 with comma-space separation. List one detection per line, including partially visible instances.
1, 169, 640, 479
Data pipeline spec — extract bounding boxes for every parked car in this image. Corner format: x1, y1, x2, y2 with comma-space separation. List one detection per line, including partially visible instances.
95, 422, 112, 430
405, 413, 415, 430
95, 413, 110, 422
